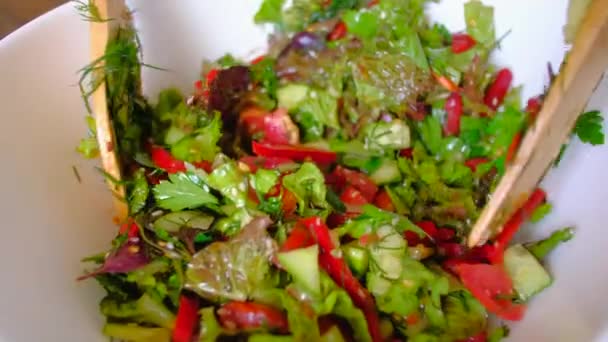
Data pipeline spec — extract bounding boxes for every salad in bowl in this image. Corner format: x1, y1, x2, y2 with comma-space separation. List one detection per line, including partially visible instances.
76, 0, 604, 341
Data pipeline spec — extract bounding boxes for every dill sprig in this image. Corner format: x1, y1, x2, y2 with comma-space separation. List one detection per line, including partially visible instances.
73, 0, 112, 23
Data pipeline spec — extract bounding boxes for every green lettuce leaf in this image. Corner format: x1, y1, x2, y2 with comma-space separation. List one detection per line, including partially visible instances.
206, 161, 249, 207
282, 162, 329, 214
443, 290, 487, 340
464, 0, 495, 47
255, 0, 285, 24
170, 112, 222, 163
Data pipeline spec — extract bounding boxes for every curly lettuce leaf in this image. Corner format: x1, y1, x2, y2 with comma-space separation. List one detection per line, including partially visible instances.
186, 217, 278, 301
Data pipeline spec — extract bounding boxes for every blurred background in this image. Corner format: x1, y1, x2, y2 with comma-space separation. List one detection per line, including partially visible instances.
1, 0, 65, 39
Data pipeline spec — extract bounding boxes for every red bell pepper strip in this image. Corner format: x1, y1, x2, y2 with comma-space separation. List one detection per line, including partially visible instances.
217, 301, 289, 333
444, 92, 463, 136
172, 295, 199, 342
239, 156, 294, 173
250, 55, 266, 65
451, 33, 476, 53
118, 221, 139, 238
487, 188, 547, 264
456, 263, 526, 321
484, 68, 513, 110
464, 158, 489, 172
331, 166, 378, 202
328, 21, 347, 41
150, 145, 186, 174
506, 132, 522, 163
252, 141, 338, 165
281, 225, 316, 252
300, 217, 382, 342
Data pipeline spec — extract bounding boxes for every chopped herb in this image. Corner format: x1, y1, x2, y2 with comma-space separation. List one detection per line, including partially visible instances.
153, 173, 218, 212
574, 110, 605, 146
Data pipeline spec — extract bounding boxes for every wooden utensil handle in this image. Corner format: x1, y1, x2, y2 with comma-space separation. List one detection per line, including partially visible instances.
468, 0, 608, 246
90, 0, 129, 220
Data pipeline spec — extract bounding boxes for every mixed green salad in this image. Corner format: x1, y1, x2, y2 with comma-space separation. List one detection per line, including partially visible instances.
77, 0, 605, 341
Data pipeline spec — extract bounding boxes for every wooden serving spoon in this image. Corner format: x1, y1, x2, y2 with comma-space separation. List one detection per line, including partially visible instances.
468, 0, 608, 246
89, 0, 129, 221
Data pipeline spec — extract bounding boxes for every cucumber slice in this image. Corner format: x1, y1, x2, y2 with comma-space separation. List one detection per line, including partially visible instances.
369, 225, 406, 280
504, 244, 553, 301
277, 84, 310, 111
362, 120, 411, 150
277, 245, 320, 295
153, 211, 214, 233
370, 159, 402, 185
342, 243, 369, 276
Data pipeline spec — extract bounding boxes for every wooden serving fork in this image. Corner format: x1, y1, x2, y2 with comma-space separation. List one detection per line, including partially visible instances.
468, 0, 608, 246
89, 0, 129, 220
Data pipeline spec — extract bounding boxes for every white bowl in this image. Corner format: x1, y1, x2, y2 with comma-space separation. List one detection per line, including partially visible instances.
0, 1, 606, 341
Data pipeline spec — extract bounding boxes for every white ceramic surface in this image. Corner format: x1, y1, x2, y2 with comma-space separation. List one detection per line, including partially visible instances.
0, 1, 606, 341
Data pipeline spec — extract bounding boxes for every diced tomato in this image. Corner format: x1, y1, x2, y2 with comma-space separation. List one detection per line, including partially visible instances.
433, 71, 459, 92
194, 79, 203, 90
464, 158, 489, 172
404, 231, 422, 246
367, 0, 380, 7
281, 188, 298, 215
506, 132, 522, 163
436, 228, 456, 242
451, 33, 476, 53
252, 141, 337, 165
484, 68, 513, 110
328, 21, 347, 41
241, 107, 300, 145
437, 242, 466, 258
341, 186, 369, 206
373, 190, 395, 212
417, 221, 439, 239
457, 263, 526, 321
444, 92, 463, 136
149, 145, 186, 174
327, 212, 360, 228
172, 295, 199, 342
281, 225, 316, 252
400, 148, 414, 159
217, 301, 289, 333
331, 166, 378, 202
359, 233, 380, 247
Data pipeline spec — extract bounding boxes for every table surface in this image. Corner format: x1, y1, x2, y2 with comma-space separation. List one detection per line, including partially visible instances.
0, 0, 66, 39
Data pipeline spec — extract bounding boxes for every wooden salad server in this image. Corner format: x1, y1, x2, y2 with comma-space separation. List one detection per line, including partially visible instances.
89, 0, 129, 221
468, 0, 608, 246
